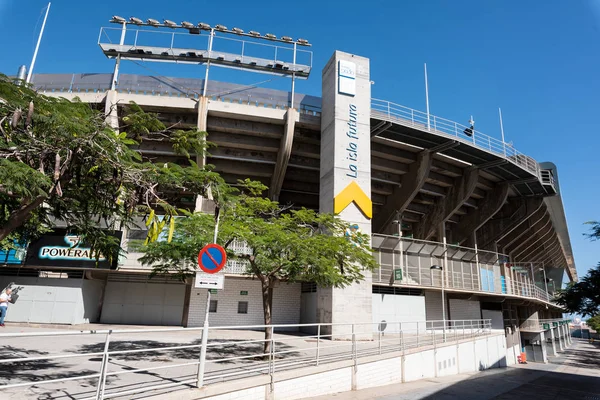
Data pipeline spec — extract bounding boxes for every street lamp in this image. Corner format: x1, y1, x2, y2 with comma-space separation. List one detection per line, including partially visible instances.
393, 217, 403, 283
430, 264, 446, 339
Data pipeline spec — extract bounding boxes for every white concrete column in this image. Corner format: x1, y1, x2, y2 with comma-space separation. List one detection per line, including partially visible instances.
549, 327, 557, 356
105, 90, 120, 130
318, 51, 372, 340
194, 97, 209, 213
539, 331, 548, 363
557, 326, 564, 351
563, 324, 570, 346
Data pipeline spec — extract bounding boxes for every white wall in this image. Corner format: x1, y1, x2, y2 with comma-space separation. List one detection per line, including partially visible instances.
372, 293, 426, 333
187, 277, 301, 328
0, 276, 103, 324
200, 334, 509, 400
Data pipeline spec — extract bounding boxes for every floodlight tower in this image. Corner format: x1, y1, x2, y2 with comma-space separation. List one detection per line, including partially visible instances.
100, 16, 312, 108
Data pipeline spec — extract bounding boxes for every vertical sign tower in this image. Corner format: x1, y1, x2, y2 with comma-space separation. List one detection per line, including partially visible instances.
319, 51, 372, 338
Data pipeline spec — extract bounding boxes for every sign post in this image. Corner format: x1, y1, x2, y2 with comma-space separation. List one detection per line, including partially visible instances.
196, 243, 227, 387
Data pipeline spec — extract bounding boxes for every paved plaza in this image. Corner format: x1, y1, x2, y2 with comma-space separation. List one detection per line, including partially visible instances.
0, 322, 464, 399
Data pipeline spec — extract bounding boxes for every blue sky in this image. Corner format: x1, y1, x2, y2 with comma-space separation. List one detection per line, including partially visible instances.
1, 0, 599, 280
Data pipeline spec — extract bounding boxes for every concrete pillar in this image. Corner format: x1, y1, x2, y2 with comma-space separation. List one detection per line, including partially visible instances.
414, 167, 478, 240
557, 326, 564, 351
270, 109, 297, 200
194, 97, 209, 213
549, 327, 557, 356
373, 149, 432, 233
105, 90, 119, 130
318, 51, 372, 340
454, 183, 510, 245
563, 324, 570, 346
539, 331, 548, 363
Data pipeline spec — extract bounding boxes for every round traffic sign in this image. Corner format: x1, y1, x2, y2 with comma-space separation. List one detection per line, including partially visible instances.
198, 244, 227, 274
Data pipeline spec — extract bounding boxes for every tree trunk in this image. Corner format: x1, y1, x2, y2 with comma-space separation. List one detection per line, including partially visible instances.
0, 196, 46, 242
261, 278, 274, 357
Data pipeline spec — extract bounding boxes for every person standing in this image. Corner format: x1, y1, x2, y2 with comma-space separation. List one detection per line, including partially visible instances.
0, 289, 12, 327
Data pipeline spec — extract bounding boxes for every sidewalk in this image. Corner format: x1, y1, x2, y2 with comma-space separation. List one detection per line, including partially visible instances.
310, 339, 600, 400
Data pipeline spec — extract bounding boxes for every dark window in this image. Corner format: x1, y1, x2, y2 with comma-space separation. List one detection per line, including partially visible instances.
238, 301, 248, 314
301, 282, 317, 293
209, 300, 218, 313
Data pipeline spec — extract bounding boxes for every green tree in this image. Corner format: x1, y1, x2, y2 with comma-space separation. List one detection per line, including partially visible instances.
0, 75, 221, 259
555, 222, 600, 316
586, 315, 600, 332
555, 264, 600, 316
140, 180, 377, 353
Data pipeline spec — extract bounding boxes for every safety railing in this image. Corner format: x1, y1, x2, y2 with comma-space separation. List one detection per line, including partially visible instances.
0, 319, 491, 400
372, 234, 554, 304
371, 98, 540, 177
521, 318, 570, 332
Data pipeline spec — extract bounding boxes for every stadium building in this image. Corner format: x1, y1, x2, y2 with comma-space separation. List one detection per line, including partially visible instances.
0, 18, 576, 364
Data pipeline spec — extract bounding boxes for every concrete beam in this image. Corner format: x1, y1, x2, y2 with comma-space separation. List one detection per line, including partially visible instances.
373, 150, 433, 233
498, 206, 548, 250
505, 214, 552, 255
414, 167, 478, 240
455, 183, 510, 245
516, 234, 560, 262
478, 197, 544, 250
209, 131, 280, 152
206, 116, 284, 138
270, 109, 296, 200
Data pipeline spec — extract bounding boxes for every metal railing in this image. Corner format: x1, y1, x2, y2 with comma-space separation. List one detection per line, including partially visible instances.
521, 318, 570, 331
371, 99, 540, 177
0, 319, 491, 399
372, 234, 554, 304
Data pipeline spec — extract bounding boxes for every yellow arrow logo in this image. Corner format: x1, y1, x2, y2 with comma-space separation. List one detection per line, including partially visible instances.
334, 181, 372, 219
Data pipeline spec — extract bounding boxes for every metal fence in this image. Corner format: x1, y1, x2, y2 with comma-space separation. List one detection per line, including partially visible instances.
31, 73, 322, 116
372, 234, 553, 304
371, 99, 540, 177
0, 319, 491, 400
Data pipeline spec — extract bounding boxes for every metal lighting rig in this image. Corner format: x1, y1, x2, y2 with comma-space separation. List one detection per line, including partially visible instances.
99, 16, 313, 103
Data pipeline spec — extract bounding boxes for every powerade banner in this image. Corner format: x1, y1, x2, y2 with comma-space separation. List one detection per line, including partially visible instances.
25, 229, 122, 269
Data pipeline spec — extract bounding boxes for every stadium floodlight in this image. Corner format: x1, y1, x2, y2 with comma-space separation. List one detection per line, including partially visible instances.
215, 24, 227, 31
181, 21, 195, 29
264, 33, 276, 40
232, 27, 244, 34
146, 18, 160, 26
297, 38, 309, 46
111, 15, 126, 23
198, 22, 211, 30
129, 17, 144, 25
163, 19, 178, 28
248, 30, 260, 37
281, 36, 293, 42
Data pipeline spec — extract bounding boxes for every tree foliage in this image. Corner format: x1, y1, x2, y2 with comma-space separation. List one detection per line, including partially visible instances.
586, 315, 600, 332
555, 264, 600, 317
555, 222, 600, 316
140, 180, 378, 353
0, 75, 221, 260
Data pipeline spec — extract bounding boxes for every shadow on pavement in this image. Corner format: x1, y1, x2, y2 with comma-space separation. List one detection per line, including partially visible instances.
76, 338, 301, 364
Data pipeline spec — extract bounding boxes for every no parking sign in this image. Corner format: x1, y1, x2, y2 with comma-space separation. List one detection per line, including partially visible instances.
197, 244, 227, 274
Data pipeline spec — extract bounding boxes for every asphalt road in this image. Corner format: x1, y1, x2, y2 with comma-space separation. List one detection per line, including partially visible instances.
312, 339, 600, 400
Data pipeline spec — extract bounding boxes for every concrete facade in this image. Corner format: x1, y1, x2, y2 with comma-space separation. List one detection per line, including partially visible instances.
318, 51, 373, 339
187, 277, 301, 328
